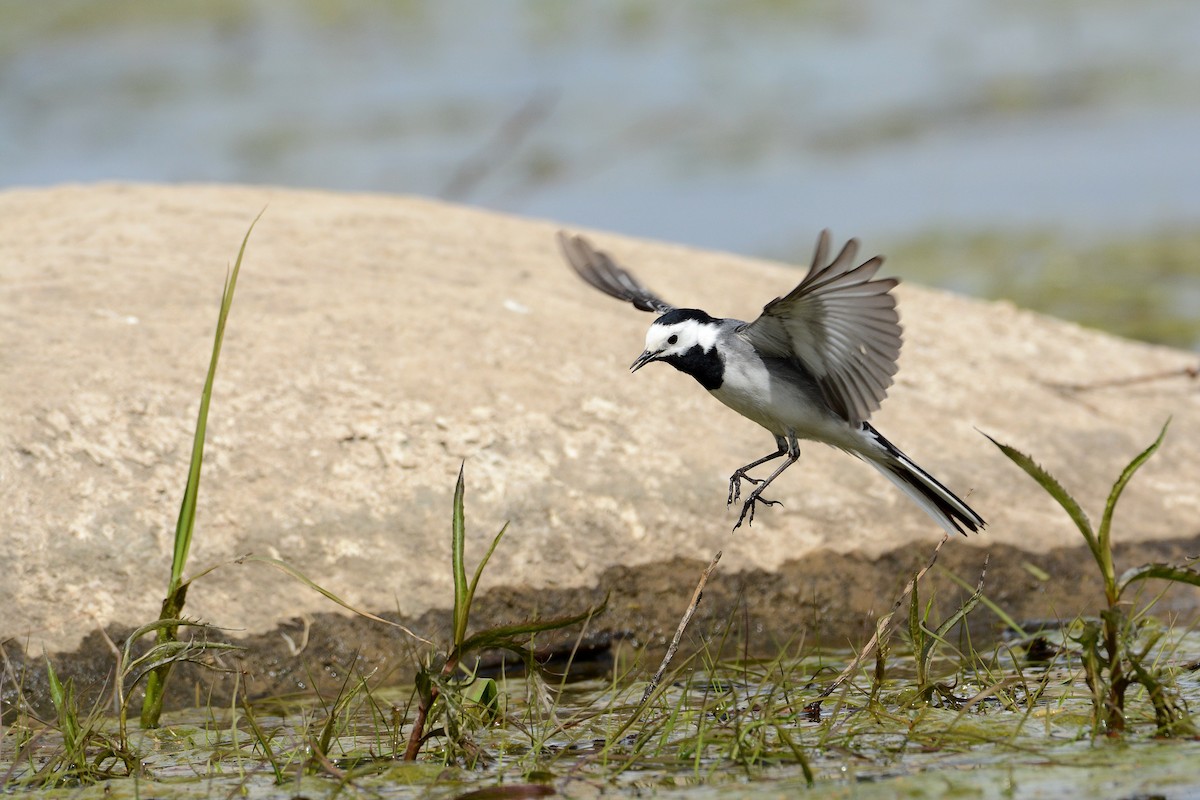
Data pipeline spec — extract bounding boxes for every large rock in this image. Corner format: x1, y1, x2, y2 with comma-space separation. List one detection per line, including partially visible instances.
2, 184, 1198, 707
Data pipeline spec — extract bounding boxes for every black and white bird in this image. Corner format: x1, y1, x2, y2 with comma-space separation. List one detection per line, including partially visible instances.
558, 230, 985, 535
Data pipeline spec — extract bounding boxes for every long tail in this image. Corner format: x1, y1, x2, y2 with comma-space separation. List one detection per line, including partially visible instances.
859, 423, 985, 537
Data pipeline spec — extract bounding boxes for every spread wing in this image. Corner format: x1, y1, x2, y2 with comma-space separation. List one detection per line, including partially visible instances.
558, 231, 674, 314
739, 230, 902, 425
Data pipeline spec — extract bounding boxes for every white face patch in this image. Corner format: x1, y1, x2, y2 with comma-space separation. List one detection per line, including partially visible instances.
644, 318, 718, 358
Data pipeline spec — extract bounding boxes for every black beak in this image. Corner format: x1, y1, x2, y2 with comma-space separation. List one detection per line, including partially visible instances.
630, 350, 659, 372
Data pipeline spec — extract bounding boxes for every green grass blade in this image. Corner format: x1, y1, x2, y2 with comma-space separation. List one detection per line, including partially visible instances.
240, 701, 285, 784
1118, 562, 1200, 597
455, 598, 608, 658
982, 432, 1098, 557
142, 212, 262, 728
940, 568, 1028, 638
931, 574, 986, 643
772, 722, 814, 786
169, 210, 263, 594
45, 659, 79, 749
463, 522, 508, 626
1098, 420, 1170, 568
461, 677, 500, 725
237, 555, 431, 643
451, 463, 469, 646
907, 571, 922, 686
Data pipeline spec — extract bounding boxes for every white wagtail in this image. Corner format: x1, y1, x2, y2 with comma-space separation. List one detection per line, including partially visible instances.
558, 230, 985, 534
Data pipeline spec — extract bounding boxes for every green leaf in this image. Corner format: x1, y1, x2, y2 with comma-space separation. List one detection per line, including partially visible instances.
1074, 619, 1106, 731
415, 668, 434, 707
454, 598, 607, 660
461, 677, 500, 724
932, 578, 985, 643
144, 212, 261, 729
1098, 420, 1170, 565
941, 568, 1027, 638
1118, 562, 1200, 598
464, 522, 508, 632
983, 432, 1097, 557
907, 571, 922, 677
451, 463, 469, 647
169, 209, 263, 595
45, 658, 79, 748
240, 701, 284, 783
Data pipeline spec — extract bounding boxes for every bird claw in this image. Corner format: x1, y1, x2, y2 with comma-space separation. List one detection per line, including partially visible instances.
727, 471, 764, 505
732, 491, 783, 531
728, 447, 796, 529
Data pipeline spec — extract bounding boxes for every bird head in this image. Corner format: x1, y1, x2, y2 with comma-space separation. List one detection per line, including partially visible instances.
630, 308, 719, 372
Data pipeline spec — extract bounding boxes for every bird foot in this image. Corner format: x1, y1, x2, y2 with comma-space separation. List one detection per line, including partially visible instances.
727, 470, 765, 505
732, 489, 783, 531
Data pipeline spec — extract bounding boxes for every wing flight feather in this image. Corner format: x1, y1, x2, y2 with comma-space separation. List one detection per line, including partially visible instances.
740, 230, 902, 425
558, 232, 674, 314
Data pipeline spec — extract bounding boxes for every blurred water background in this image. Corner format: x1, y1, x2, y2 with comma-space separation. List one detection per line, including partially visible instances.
3, 0, 1198, 348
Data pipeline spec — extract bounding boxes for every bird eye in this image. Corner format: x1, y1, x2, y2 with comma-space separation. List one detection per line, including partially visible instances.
668, 334, 678, 345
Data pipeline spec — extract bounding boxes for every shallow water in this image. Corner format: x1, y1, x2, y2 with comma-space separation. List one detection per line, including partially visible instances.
5, 631, 1199, 798
3, 1, 1199, 255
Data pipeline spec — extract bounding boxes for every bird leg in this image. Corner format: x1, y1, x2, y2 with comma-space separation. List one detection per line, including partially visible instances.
727, 437, 789, 504
724, 441, 792, 503
732, 436, 800, 531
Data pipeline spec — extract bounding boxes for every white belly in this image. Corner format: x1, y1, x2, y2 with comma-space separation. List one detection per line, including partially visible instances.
709, 357, 863, 450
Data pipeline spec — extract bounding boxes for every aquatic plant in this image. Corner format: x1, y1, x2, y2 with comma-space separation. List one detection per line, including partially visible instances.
902, 558, 986, 707
403, 464, 605, 762
987, 420, 1200, 735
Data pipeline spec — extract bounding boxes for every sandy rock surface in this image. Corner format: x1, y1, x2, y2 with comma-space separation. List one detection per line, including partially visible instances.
2, 184, 1198, 705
